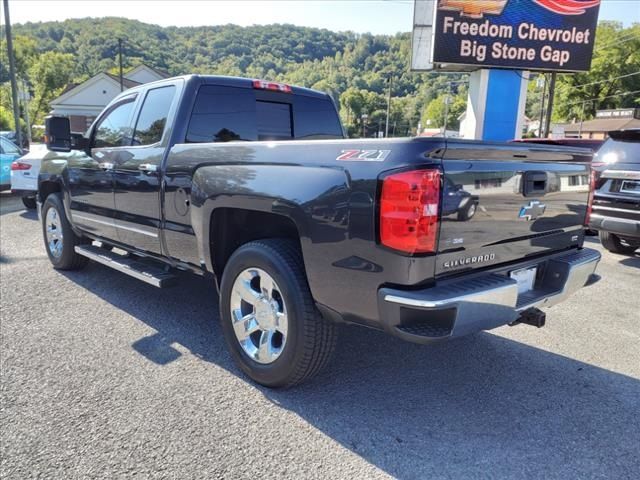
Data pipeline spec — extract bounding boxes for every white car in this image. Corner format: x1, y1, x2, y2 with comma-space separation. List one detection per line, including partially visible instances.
10, 144, 49, 209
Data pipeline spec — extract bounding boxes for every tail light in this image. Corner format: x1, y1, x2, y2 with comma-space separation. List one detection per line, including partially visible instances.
585, 168, 596, 227
11, 161, 31, 171
380, 169, 441, 254
252, 79, 292, 93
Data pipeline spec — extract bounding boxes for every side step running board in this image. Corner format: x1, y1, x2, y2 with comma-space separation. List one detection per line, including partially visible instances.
75, 245, 177, 288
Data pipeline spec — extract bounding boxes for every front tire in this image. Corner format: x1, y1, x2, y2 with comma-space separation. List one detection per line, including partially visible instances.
41, 193, 89, 270
599, 231, 637, 255
457, 201, 477, 221
219, 239, 337, 388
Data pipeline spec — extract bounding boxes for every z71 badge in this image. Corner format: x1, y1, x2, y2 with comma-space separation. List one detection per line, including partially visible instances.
336, 149, 391, 162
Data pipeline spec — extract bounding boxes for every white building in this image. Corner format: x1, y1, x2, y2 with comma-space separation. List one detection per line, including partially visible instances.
50, 65, 170, 132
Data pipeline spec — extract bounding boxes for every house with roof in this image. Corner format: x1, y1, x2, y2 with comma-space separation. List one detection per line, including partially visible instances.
49, 64, 171, 132
555, 108, 640, 140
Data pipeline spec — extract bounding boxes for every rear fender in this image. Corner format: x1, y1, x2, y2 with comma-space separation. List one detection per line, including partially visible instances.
190, 164, 351, 293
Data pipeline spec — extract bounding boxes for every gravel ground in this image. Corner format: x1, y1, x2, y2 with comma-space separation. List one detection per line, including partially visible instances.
1, 191, 639, 479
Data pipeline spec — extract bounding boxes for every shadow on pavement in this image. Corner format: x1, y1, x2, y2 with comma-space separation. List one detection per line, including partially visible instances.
60, 263, 640, 478
619, 255, 640, 269
0, 192, 25, 216
20, 209, 38, 221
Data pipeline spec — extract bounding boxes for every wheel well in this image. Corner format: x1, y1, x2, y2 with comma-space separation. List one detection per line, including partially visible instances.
210, 208, 301, 279
39, 181, 61, 203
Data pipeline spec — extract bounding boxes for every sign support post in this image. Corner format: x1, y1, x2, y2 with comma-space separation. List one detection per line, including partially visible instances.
461, 68, 529, 141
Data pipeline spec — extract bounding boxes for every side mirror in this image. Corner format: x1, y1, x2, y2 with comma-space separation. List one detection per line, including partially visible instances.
45, 116, 72, 152
454, 184, 463, 191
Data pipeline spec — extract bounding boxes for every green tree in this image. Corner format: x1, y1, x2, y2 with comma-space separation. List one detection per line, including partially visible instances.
423, 93, 466, 130
27, 51, 76, 125
553, 22, 640, 122
0, 34, 37, 83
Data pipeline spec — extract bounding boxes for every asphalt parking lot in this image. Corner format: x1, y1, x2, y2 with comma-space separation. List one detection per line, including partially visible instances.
1, 191, 639, 479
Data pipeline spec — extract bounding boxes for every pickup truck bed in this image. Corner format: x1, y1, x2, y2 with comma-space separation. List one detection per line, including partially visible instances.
39, 75, 600, 387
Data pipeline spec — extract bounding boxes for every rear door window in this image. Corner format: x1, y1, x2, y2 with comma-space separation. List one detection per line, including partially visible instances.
0, 137, 21, 155
186, 86, 257, 142
133, 86, 176, 146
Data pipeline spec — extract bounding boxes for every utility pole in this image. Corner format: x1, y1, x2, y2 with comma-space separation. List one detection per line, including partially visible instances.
537, 74, 547, 138
443, 82, 453, 137
544, 72, 557, 138
3, 0, 22, 147
385, 75, 392, 138
578, 100, 589, 138
118, 38, 124, 91
20, 79, 31, 144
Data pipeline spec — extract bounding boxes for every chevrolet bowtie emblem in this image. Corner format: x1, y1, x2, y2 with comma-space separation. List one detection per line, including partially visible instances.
519, 200, 546, 221
438, 0, 508, 18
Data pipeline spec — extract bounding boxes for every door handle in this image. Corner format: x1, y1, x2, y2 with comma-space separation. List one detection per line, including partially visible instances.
138, 163, 158, 174
98, 162, 114, 171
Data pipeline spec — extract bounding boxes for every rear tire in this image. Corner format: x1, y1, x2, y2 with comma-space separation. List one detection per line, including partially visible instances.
219, 239, 337, 388
21, 195, 37, 209
599, 231, 637, 255
41, 193, 89, 270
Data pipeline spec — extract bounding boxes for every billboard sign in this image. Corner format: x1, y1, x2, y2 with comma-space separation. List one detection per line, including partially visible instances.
425, 0, 601, 72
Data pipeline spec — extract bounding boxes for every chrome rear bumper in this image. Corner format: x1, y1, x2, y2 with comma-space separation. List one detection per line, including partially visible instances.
378, 248, 601, 344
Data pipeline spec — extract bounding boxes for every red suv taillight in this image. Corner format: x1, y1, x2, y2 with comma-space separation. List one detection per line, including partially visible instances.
585, 168, 596, 227
380, 169, 441, 254
10, 161, 31, 171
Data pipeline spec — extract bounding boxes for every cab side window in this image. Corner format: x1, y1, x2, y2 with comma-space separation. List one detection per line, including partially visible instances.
132, 86, 176, 146
93, 97, 137, 148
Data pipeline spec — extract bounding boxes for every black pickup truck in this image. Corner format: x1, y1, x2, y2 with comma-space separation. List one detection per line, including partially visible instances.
41, 75, 601, 387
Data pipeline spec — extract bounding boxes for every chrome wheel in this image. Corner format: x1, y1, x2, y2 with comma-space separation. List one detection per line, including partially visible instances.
45, 206, 64, 258
467, 203, 476, 218
229, 268, 288, 364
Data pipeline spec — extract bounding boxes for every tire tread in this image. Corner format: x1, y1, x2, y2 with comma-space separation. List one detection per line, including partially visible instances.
223, 238, 337, 387
42, 193, 89, 270
599, 231, 637, 255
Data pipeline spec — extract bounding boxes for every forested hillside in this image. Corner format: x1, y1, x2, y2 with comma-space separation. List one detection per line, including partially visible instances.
1, 18, 638, 137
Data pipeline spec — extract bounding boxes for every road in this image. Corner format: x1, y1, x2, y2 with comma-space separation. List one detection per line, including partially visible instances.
1, 191, 639, 479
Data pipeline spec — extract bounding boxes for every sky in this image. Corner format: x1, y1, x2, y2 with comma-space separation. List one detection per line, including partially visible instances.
2, 0, 638, 35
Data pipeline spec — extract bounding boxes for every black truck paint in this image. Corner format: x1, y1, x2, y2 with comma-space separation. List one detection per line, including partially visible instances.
40, 75, 601, 386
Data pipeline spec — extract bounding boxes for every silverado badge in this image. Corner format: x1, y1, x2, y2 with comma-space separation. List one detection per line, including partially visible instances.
443, 253, 496, 269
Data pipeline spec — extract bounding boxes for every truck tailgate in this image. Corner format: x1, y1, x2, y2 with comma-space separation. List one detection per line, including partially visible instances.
436, 143, 592, 277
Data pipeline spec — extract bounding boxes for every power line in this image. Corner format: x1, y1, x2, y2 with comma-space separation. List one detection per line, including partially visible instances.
594, 32, 639, 52
569, 71, 640, 90
595, 31, 639, 49
563, 89, 640, 107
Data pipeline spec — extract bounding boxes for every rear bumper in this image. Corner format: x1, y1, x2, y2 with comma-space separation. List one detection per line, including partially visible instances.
589, 214, 640, 238
10, 188, 37, 196
377, 248, 601, 344
10, 175, 37, 193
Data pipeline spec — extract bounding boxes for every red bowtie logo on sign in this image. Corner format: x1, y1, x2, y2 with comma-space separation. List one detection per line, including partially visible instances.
534, 0, 600, 15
